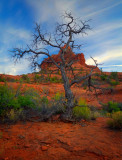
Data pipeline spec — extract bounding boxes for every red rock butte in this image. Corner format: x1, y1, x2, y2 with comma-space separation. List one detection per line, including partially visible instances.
41, 45, 100, 72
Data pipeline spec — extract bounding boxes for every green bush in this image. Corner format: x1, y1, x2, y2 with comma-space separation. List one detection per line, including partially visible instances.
51, 92, 66, 114
6, 108, 23, 122
40, 96, 49, 105
73, 106, 91, 120
0, 85, 20, 116
18, 95, 36, 109
103, 101, 120, 113
19, 88, 42, 109
95, 73, 100, 76
117, 103, 122, 111
110, 72, 118, 80
49, 76, 63, 83
38, 93, 65, 116
91, 111, 100, 120
107, 111, 122, 129
52, 92, 64, 101
100, 74, 107, 81
21, 74, 30, 83
0, 85, 42, 121
6, 77, 16, 82
0, 75, 6, 82
110, 80, 119, 86
33, 74, 43, 83
77, 98, 87, 107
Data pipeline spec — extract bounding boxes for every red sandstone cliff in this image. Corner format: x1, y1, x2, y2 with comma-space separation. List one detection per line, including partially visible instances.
40, 45, 100, 73
41, 46, 86, 69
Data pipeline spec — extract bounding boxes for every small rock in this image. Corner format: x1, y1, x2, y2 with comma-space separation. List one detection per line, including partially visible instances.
41, 146, 48, 151
24, 144, 31, 148
51, 114, 60, 121
80, 123, 87, 127
18, 135, 25, 139
5, 137, 10, 140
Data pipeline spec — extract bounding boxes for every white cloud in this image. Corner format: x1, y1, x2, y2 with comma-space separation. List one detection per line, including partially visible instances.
86, 47, 122, 65
83, 1, 122, 19
76, 20, 122, 40
25, 0, 76, 23
1, 26, 31, 46
102, 65, 122, 67
0, 58, 31, 75
7, 28, 31, 41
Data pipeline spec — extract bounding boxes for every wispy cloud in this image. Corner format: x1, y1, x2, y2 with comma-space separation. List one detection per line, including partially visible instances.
76, 20, 122, 41
86, 47, 122, 65
0, 24, 32, 75
102, 65, 122, 67
0, 26, 31, 46
25, 0, 76, 23
83, 1, 122, 18
0, 58, 31, 75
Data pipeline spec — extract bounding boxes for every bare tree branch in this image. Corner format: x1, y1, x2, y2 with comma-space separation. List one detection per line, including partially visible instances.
11, 12, 99, 118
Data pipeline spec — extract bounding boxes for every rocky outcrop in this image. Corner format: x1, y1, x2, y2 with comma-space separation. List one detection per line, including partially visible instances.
40, 45, 101, 73
41, 46, 86, 69
76, 53, 85, 65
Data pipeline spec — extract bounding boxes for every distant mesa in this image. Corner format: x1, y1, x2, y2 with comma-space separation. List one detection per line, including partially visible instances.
40, 45, 99, 72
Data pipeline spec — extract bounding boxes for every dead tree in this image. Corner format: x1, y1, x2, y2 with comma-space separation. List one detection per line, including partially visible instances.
11, 12, 98, 119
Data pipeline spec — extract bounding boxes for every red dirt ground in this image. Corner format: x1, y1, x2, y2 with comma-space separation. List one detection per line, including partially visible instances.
0, 81, 122, 106
0, 74, 122, 160
0, 117, 121, 160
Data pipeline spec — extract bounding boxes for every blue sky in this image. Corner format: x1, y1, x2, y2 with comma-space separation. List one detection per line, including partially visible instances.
0, 0, 122, 75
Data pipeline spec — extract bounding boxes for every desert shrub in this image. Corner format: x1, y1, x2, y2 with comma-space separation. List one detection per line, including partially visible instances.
40, 96, 49, 105
110, 72, 118, 80
51, 92, 66, 114
50, 76, 57, 82
95, 73, 100, 76
23, 87, 40, 97
117, 103, 122, 111
21, 74, 28, 80
91, 111, 101, 120
109, 80, 119, 86
49, 76, 63, 83
0, 85, 20, 116
21, 74, 30, 83
102, 101, 120, 113
0, 75, 6, 82
33, 74, 44, 83
6, 77, 16, 82
107, 111, 122, 129
108, 101, 120, 112
100, 74, 107, 81
18, 95, 36, 109
77, 98, 87, 107
73, 106, 91, 120
19, 88, 42, 109
57, 70, 60, 75
53, 92, 64, 101
6, 108, 23, 122
83, 86, 87, 90
0, 85, 42, 122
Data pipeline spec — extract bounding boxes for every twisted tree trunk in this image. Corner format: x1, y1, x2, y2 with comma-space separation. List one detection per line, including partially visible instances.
60, 66, 74, 119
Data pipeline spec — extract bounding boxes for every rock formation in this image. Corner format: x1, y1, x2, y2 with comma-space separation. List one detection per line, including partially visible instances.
41, 45, 86, 69
40, 45, 100, 73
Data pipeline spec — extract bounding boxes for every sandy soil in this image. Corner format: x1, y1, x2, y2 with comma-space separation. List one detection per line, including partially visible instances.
0, 75, 122, 160
0, 118, 121, 160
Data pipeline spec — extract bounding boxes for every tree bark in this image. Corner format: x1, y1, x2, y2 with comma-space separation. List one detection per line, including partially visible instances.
60, 66, 74, 118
